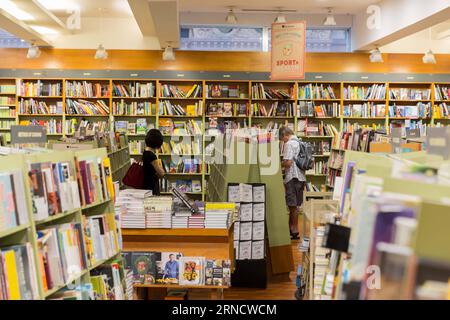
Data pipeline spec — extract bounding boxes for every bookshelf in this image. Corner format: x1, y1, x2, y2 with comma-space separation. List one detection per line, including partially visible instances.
1, 78, 449, 198
0, 78, 17, 143
0, 148, 125, 300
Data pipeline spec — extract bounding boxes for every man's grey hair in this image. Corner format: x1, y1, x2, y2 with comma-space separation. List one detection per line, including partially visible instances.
279, 126, 294, 138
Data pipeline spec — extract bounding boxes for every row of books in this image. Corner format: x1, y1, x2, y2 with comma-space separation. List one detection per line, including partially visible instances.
161, 139, 202, 155
29, 155, 113, 221
312, 225, 334, 299
160, 84, 202, 98
0, 243, 39, 300
112, 101, 156, 116
389, 88, 431, 101
206, 84, 243, 98
0, 85, 15, 94
390, 120, 428, 137
297, 120, 338, 137
298, 84, 337, 100
19, 81, 62, 97
66, 119, 109, 136
343, 84, 386, 100
234, 221, 265, 241
0, 97, 15, 105
306, 160, 328, 175
161, 158, 203, 174
251, 83, 293, 100
328, 150, 344, 171
159, 101, 203, 116
310, 140, 331, 156
433, 103, 449, 118
19, 99, 63, 115
158, 119, 202, 136
0, 170, 29, 232
206, 102, 248, 117
251, 102, 295, 117
112, 82, 155, 98
65, 99, 109, 115
115, 119, 148, 135
159, 178, 202, 194
19, 119, 63, 134
65, 81, 109, 98
0, 120, 15, 129
312, 103, 340, 118
388, 103, 431, 118
343, 103, 386, 118
434, 85, 450, 101
123, 251, 231, 287
305, 182, 321, 192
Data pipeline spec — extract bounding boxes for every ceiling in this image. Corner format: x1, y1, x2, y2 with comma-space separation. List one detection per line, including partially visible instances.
180, 0, 382, 14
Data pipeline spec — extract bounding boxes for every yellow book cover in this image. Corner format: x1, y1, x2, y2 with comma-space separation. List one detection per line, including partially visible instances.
3, 250, 21, 300
102, 157, 115, 201
186, 105, 197, 116
186, 84, 197, 97
205, 202, 236, 210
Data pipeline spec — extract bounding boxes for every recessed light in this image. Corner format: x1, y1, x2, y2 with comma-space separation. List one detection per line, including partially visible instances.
223, 74, 231, 78
33, 72, 42, 75
315, 75, 323, 79
130, 73, 138, 77
407, 76, 415, 80
361, 76, 369, 79
177, 74, 184, 77
83, 72, 91, 76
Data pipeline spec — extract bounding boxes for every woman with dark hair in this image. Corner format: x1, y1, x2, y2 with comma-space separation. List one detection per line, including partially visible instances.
142, 128, 165, 195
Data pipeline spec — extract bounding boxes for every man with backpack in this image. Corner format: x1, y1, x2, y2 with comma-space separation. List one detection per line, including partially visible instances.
279, 126, 312, 240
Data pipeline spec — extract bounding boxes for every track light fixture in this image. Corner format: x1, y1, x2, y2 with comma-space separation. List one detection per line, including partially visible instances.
94, 44, 108, 59
274, 12, 286, 23
226, 7, 237, 24
162, 45, 175, 61
323, 8, 336, 26
26, 41, 41, 59
422, 49, 436, 64
369, 47, 383, 63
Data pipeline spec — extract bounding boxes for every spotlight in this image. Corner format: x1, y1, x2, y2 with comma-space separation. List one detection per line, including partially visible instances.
162, 46, 175, 61
274, 13, 286, 23
27, 42, 41, 59
94, 44, 108, 59
369, 48, 383, 63
422, 50, 436, 64
226, 8, 237, 24
323, 8, 336, 26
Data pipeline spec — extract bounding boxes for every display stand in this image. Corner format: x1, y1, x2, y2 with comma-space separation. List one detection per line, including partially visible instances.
207, 134, 294, 275
121, 227, 234, 300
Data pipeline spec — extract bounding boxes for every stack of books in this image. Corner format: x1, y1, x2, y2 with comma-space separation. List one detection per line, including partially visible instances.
116, 189, 152, 229
144, 196, 173, 228
204, 203, 234, 229
188, 214, 205, 229
66, 99, 109, 115
172, 216, 188, 228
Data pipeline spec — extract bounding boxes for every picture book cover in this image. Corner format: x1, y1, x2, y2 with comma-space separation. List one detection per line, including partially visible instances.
130, 251, 160, 284
156, 252, 182, 284
205, 259, 231, 286
179, 257, 203, 286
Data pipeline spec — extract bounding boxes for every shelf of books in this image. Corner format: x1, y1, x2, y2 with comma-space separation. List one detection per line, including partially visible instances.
432, 82, 450, 127
0, 78, 17, 143
0, 148, 128, 300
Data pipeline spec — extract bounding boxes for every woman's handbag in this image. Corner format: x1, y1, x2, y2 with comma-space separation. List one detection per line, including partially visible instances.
122, 161, 145, 189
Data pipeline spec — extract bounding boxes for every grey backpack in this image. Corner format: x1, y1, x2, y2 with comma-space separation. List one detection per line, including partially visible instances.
295, 139, 314, 171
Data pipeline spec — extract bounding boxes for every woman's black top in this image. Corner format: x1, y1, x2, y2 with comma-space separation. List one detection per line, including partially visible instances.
142, 150, 160, 195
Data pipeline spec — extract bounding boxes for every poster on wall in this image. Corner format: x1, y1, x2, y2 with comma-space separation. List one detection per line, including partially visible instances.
270, 21, 306, 80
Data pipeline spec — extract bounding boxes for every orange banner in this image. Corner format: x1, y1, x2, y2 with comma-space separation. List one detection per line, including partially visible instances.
270, 21, 306, 80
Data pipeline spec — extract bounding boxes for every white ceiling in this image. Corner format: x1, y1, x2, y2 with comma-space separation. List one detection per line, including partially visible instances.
180, 0, 382, 14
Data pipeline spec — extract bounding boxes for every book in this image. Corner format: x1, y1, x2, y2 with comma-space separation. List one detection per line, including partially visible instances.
204, 259, 231, 286
127, 251, 160, 284
156, 252, 182, 284
179, 256, 204, 286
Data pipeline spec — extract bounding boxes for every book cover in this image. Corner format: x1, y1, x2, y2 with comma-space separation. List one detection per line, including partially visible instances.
179, 257, 203, 286
130, 251, 160, 284
156, 252, 182, 284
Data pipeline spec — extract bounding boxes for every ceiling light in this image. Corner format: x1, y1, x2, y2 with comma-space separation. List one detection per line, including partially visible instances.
176, 74, 185, 77
162, 46, 175, 61
33, 72, 42, 76
83, 72, 92, 76
369, 48, 383, 63
0, 0, 34, 21
323, 8, 336, 26
94, 44, 108, 59
422, 49, 437, 64
27, 43, 41, 59
226, 8, 237, 24
223, 74, 231, 78
130, 73, 138, 77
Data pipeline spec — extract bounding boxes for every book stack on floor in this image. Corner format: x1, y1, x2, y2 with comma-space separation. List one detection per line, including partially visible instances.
116, 189, 152, 229
144, 196, 173, 228
122, 251, 231, 287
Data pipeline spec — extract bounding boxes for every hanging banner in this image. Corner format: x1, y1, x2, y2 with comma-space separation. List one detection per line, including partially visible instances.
270, 21, 306, 80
